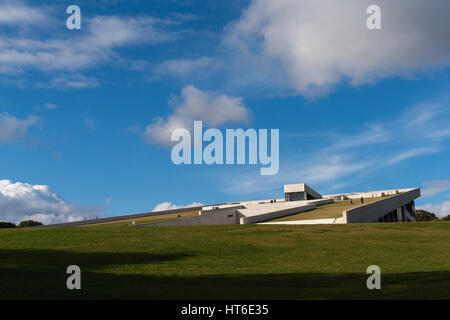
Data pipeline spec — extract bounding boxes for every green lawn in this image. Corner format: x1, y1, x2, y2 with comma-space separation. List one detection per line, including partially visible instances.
269, 197, 386, 221
0, 221, 449, 299
92, 209, 200, 226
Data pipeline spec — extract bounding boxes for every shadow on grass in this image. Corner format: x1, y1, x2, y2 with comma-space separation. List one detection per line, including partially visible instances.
1, 249, 449, 299
0, 248, 191, 268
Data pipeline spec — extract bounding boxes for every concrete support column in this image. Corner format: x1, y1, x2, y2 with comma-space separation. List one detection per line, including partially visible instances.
411, 201, 417, 219
396, 207, 402, 222
404, 204, 416, 222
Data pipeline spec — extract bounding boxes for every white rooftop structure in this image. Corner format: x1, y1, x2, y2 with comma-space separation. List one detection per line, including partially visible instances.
149, 183, 421, 226
284, 183, 322, 201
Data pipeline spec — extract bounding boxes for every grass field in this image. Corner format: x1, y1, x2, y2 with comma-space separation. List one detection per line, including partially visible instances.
1, 221, 449, 299
269, 197, 386, 221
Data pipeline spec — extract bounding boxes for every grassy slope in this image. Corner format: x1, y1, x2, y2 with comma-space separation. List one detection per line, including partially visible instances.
270, 197, 388, 221
0, 222, 449, 299
93, 210, 200, 226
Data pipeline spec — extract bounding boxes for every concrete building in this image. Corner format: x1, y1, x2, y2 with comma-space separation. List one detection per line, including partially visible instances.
145, 183, 420, 226
38, 182, 420, 228
284, 183, 322, 201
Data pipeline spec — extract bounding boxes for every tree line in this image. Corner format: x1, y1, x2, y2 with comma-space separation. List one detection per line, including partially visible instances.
416, 210, 450, 221
0, 220, 43, 228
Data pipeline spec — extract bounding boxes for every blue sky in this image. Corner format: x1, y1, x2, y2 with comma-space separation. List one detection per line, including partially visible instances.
0, 0, 449, 224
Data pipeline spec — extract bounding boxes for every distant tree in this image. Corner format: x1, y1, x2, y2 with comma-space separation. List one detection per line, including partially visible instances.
18, 220, 43, 227
0, 222, 16, 228
416, 210, 438, 221
442, 215, 450, 221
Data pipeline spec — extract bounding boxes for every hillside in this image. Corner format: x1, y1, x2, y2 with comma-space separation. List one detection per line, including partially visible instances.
0, 222, 449, 299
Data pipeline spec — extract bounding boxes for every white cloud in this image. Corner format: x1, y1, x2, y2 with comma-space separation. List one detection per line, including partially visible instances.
143, 85, 250, 146
418, 201, 450, 218
387, 147, 439, 165
144, 116, 191, 146
404, 99, 450, 127
427, 128, 450, 140
0, 2, 173, 81
300, 155, 371, 185
421, 180, 450, 197
223, 0, 450, 96
152, 201, 203, 212
0, 179, 103, 225
329, 124, 391, 151
0, 1, 48, 26
40, 74, 100, 89
154, 57, 221, 78
0, 112, 38, 143
222, 95, 450, 196
223, 152, 371, 195
86, 15, 171, 49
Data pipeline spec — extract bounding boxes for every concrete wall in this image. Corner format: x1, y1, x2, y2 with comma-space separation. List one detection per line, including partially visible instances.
325, 188, 415, 200
203, 199, 284, 211
303, 184, 323, 199
239, 204, 316, 224
260, 217, 344, 225
306, 199, 334, 206
143, 208, 240, 226
150, 199, 334, 226
284, 183, 322, 199
343, 188, 420, 223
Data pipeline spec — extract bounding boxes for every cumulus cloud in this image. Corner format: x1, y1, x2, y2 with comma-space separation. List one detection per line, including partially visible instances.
421, 180, 450, 197
418, 201, 450, 218
223, 0, 450, 96
0, 112, 38, 143
143, 85, 250, 146
152, 201, 203, 212
0, 179, 103, 225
